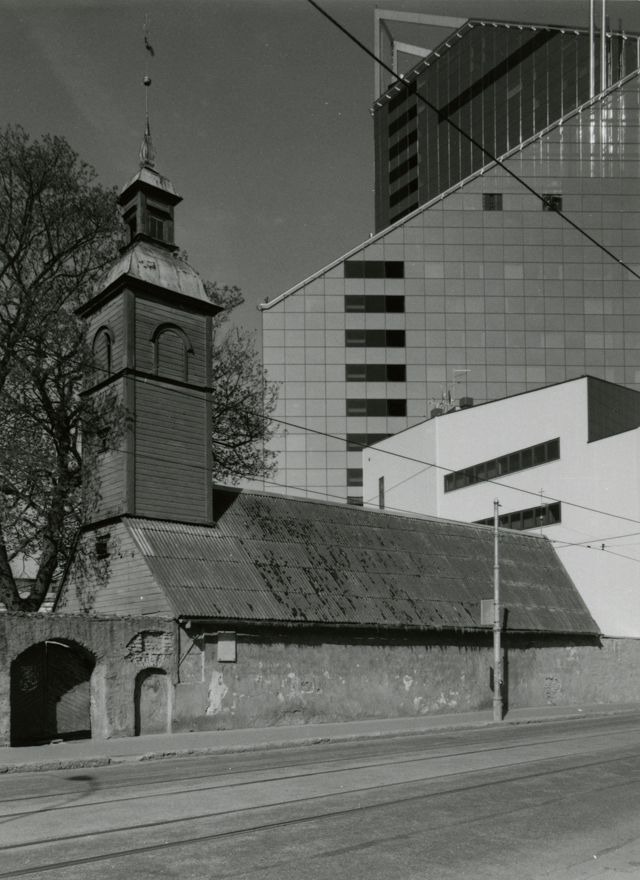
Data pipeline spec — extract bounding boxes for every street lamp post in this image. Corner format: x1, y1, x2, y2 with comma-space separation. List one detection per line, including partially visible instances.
493, 498, 502, 722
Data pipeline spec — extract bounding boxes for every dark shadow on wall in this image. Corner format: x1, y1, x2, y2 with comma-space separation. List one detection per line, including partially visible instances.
10, 640, 95, 746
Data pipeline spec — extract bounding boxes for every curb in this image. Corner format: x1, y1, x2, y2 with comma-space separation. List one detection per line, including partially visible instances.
1, 706, 638, 774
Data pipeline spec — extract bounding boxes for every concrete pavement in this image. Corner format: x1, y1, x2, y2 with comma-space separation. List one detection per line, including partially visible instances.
1, 701, 639, 774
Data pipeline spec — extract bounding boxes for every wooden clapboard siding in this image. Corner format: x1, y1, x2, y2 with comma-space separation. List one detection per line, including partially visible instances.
156, 329, 186, 381
58, 521, 171, 616
135, 295, 207, 384
88, 294, 124, 374
90, 385, 125, 523
93, 448, 124, 519
134, 381, 209, 521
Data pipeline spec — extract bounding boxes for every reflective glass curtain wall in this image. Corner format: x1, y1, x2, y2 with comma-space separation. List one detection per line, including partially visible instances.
374, 22, 638, 231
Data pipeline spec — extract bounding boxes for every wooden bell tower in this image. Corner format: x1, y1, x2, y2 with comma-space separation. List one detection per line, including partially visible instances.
78, 132, 222, 526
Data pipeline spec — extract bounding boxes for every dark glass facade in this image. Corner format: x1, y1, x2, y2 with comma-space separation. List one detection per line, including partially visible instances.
374, 21, 639, 231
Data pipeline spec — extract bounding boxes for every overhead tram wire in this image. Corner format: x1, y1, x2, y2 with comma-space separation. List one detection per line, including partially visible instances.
305, 0, 640, 283
8, 341, 640, 533
36, 361, 640, 560
225, 470, 640, 569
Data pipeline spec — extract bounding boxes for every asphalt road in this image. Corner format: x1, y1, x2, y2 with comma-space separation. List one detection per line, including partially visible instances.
1, 715, 640, 879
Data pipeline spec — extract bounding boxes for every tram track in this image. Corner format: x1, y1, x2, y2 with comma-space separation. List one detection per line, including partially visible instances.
1, 750, 638, 878
1, 743, 639, 854
0, 718, 633, 811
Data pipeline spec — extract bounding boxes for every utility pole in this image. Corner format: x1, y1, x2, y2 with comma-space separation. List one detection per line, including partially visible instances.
589, 0, 595, 98
493, 499, 502, 722
601, 0, 607, 92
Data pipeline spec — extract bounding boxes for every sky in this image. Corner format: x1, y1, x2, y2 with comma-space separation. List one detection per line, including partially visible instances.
2, 0, 640, 338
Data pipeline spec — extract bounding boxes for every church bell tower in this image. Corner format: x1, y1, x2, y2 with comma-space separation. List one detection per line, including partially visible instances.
78, 116, 222, 526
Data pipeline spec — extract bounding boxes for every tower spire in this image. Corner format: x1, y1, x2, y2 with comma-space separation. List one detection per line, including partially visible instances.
140, 16, 156, 169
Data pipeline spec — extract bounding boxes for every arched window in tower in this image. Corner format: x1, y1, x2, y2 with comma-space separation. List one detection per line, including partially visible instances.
92, 326, 114, 383
152, 324, 192, 382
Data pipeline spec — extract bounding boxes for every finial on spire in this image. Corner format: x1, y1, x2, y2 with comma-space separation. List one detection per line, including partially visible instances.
139, 111, 156, 169
139, 16, 156, 169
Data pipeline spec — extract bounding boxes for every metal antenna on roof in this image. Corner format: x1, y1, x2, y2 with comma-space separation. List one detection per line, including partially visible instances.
140, 15, 156, 169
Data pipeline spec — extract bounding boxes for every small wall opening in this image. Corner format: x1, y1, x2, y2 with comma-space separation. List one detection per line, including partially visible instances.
134, 668, 170, 736
10, 640, 95, 746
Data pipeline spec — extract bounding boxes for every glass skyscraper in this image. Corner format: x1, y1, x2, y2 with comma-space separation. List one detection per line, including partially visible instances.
261, 19, 640, 507
374, 19, 638, 231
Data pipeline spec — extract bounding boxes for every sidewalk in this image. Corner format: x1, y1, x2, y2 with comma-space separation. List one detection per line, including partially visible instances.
1, 702, 639, 774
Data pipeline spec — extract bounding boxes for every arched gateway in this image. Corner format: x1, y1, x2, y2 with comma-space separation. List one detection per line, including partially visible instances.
10, 641, 94, 746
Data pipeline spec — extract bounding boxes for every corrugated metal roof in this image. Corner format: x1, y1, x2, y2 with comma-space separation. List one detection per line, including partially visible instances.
123, 490, 599, 634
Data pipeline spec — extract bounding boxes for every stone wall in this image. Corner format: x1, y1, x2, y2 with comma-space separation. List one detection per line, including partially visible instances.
2, 616, 640, 745
172, 625, 640, 732
0, 613, 175, 745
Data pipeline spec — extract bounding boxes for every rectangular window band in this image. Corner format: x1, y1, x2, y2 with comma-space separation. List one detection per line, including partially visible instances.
345, 295, 405, 312
345, 364, 406, 382
344, 261, 405, 279
345, 330, 406, 348
346, 399, 407, 417
444, 438, 560, 492
475, 502, 561, 531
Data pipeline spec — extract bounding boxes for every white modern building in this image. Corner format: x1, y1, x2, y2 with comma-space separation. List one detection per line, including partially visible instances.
261, 59, 640, 508
362, 376, 640, 638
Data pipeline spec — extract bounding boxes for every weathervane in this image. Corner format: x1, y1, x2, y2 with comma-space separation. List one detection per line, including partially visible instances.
140, 15, 156, 169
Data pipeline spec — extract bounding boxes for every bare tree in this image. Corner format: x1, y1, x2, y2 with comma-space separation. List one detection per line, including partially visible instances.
205, 282, 280, 484
0, 133, 280, 611
0, 127, 120, 611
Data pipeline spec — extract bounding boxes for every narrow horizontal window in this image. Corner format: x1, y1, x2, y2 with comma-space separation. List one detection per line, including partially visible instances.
387, 399, 407, 417
542, 194, 562, 212
345, 330, 406, 348
345, 364, 406, 383
346, 434, 367, 451
546, 438, 560, 460
389, 177, 419, 208
344, 261, 405, 279
389, 153, 419, 185
388, 103, 417, 137
367, 399, 387, 417
444, 439, 561, 492
385, 330, 405, 347
345, 295, 405, 313
389, 128, 418, 161
364, 364, 386, 382
365, 330, 387, 347
346, 433, 390, 451
483, 193, 503, 211
385, 295, 405, 311
347, 495, 364, 507
345, 330, 367, 347
345, 364, 367, 381
346, 399, 367, 416
345, 295, 365, 312
346, 399, 407, 417
386, 364, 406, 382
475, 503, 561, 531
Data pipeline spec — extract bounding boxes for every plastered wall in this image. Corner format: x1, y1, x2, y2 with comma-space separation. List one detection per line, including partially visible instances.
0, 614, 176, 745
172, 625, 640, 732
3, 616, 639, 744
